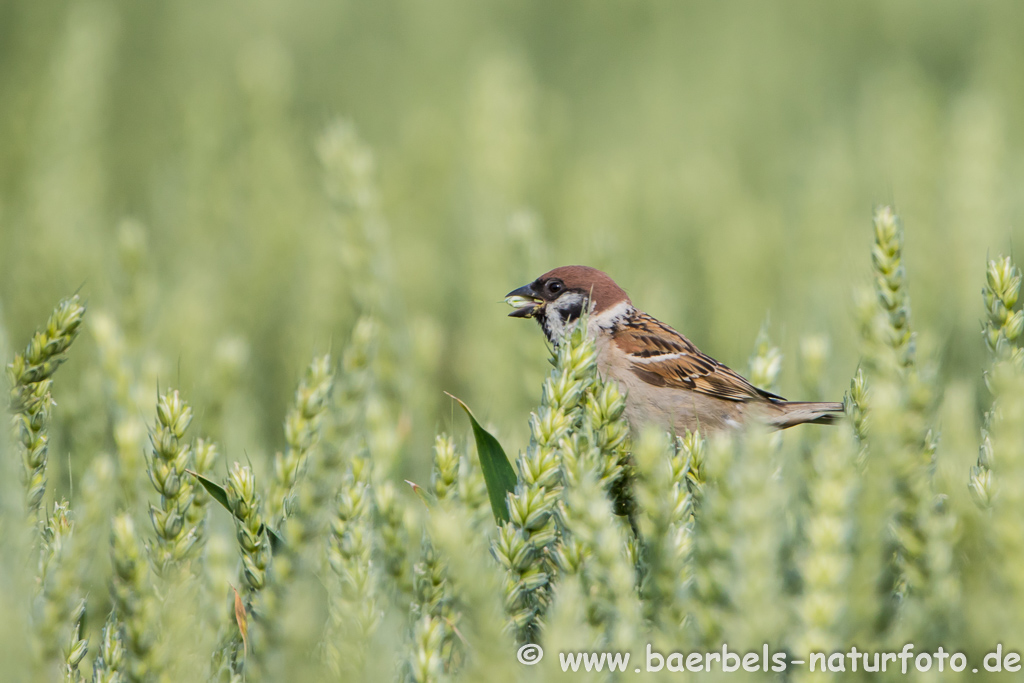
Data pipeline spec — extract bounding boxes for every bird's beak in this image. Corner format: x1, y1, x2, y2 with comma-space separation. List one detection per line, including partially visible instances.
505, 283, 542, 318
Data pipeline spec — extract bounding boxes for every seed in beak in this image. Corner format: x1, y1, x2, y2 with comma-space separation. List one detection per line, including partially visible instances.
506, 295, 540, 318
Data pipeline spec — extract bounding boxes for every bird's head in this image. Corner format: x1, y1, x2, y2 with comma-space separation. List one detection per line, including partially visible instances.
505, 265, 630, 345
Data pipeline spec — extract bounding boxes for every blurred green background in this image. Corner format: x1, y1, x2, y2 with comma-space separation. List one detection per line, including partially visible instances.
2, 0, 1022, 482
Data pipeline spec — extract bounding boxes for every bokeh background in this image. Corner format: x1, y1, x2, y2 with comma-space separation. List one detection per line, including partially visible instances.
2, 0, 1023, 484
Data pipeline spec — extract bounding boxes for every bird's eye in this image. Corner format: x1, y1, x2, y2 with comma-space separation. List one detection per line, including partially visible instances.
546, 280, 563, 295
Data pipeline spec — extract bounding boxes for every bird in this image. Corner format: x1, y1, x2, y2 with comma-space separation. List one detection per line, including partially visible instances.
506, 265, 844, 435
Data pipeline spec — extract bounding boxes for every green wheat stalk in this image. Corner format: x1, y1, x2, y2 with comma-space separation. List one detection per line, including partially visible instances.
971, 255, 1024, 508
8, 295, 86, 515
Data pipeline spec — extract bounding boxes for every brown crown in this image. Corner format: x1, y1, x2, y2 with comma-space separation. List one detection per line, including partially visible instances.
538, 265, 630, 313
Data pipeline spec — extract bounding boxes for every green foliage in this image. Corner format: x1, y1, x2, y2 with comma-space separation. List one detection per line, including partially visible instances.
971, 255, 1024, 509
146, 390, 202, 576
8, 295, 86, 514
269, 355, 334, 529
4, 5, 1024, 678
449, 395, 517, 524
0, 223, 1023, 683
10, 208, 1024, 682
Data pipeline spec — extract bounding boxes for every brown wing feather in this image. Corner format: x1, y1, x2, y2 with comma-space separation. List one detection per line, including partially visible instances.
614, 312, 784, 403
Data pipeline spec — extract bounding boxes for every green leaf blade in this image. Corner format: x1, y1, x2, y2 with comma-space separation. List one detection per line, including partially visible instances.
188, 469, 231, 512
187, 469, 288, 554
446, 392, 517, 524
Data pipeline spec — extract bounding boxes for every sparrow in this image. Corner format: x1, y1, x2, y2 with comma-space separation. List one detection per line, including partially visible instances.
506, 265, 844, 434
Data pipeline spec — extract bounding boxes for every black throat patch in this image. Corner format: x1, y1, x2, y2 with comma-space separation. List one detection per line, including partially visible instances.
537, 294, 585, 345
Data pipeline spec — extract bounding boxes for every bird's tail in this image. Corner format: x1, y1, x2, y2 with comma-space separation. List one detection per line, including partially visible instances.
770, 401, 845, 429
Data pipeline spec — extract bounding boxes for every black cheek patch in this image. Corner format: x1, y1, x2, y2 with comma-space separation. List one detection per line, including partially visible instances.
559, 300, 584, 323
537, 312, 558, 345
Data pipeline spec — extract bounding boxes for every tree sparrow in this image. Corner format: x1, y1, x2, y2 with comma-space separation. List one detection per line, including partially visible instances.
506, 265, 844, 434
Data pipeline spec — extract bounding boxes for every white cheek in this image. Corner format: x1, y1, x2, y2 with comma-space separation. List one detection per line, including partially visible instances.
543, 311, 565, 343
542, 309, 577, 345
597, 301, 632, 327
589, 300, 633, 334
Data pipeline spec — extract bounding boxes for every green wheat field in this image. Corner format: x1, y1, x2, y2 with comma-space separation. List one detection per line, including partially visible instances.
3, 1, 1024, 681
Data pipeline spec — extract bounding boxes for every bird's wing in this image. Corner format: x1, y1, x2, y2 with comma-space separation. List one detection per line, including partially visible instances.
613, 311, 784, 403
